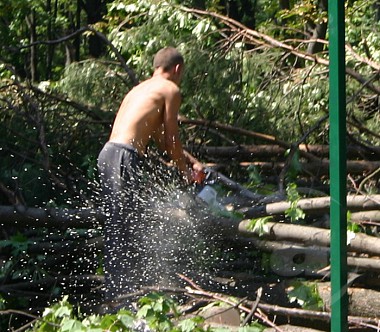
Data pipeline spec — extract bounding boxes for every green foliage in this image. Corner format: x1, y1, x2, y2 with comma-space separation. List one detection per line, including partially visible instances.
287, 280, 323, 310
346, 0, 380, 60
246, 165, 262, 188
1, 1, 380, 330
105, 0, 249, 131
136, 292, 179, 331
0, 295, 5, 310
25, 293, 264, 331
285, 183, 306, 223
0, 233, 31, 257
238, 325, 265, 332
242, 49, 330, 142
278, 0, 328, 31
0, 0, 80, 80
247, 216, 272, 237
284, 149, 302, 183
347, 211, 361, 233
29, 295, 132, 331
0, 77, 104, 207
57, 60, 129, 113
0, 233, 48, 282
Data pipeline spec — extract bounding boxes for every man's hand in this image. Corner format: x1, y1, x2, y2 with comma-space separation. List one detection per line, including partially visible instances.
191, 162, 206, 184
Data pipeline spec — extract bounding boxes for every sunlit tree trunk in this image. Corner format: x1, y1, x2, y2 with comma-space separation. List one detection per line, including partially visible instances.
375, 0, 380, 21
306, 0, 328, 54
74, 0, 81, 61
46, 0, 55, 79
25, 10, 38, 82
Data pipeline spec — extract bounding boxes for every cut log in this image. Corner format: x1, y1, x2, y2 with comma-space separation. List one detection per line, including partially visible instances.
0, 205, 103, 228
238, 220, 380, 256
242, 195, 380, 218
238, 160, 380, 175
194, 144, 380, 160
317, 282, 380, 318
351, 210, 380, 222
239, 237, 380, 275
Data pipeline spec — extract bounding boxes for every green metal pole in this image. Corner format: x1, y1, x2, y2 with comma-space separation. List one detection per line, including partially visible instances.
328, 0, 348, 330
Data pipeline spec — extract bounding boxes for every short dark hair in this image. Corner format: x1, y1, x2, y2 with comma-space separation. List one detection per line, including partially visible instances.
153, 47, 184, 71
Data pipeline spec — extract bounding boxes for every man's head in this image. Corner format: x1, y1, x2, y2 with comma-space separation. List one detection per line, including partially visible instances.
153, 47, 184, 84
153, 47, 184, 71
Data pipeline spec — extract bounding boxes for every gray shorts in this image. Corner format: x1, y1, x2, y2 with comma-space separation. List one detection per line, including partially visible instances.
97, 142, 146, 301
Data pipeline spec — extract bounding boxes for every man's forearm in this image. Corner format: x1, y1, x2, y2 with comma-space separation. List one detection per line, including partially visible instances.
167, 139, 191, 179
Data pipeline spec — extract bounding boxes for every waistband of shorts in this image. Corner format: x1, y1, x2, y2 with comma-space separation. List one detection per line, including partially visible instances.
105, 141, 139, 153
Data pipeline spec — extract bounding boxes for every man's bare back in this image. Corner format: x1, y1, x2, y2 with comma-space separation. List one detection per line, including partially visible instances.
109, 71, 190, 178
109, 76, 173, 151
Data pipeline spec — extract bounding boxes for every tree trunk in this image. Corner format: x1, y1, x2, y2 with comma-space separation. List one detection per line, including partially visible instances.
219, 160, 380, 175
306, 0, 328, 54
317, 282, 380, 318
238, 219, 380, 256
46, 0, 55, 79
194, 144, 380, 160
74, 0, 81, 61
241, 195, 380, 218
83, 0, 106, 57
25, 10, 38, 82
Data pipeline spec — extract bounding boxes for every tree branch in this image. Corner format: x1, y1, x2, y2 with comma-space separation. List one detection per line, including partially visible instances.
180, 7, 380, 95
8, 26, 138, 86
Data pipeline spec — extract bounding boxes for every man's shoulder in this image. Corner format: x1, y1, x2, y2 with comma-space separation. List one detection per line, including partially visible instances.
148, 76, 180, 94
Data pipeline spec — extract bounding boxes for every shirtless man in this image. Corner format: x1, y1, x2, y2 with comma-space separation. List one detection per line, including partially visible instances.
97, 47, 201, 310
107, 47, 194, 181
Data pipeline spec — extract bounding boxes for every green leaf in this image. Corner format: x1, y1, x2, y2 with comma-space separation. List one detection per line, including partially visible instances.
117, 312, 135, 328
60, 318, 84, 331
287, 281, 323, 310
246, 217, 271, 236
54, 305, 72, 318
99, 314, 118, 329
178, 317, 204, 332
285, 183, 305, 222
153, 300, 164, 313
285, 206, 306, 222
136, 305, 152, 319
286, 183, 300, 202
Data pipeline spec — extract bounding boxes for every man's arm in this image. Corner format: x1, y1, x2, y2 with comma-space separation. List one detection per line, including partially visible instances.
163, 87, 192, 181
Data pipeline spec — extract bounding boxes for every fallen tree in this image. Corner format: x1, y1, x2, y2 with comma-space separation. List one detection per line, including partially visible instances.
241, 194, 380, 218
237, 219, 380, 256
194, 144, 380, 160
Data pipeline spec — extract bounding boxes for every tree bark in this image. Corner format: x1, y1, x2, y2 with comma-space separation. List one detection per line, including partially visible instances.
215, 160, 380, 175
83, 0, 106, 57
240, 237, 380, 274
25, 11, 38, 82
351, 210, 380, 222
0, 205, 103, 229
317, 282, 380, 318
306, 0, 328, 54
194, 144, 380, 160
238, 219, 380, 256
241, 195, 380, 218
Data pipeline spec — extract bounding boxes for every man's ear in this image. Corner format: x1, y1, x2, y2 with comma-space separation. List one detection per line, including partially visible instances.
174, 64, 181, 74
